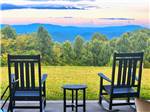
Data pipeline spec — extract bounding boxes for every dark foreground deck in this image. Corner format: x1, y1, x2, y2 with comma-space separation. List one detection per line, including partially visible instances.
2, 100, 134, 112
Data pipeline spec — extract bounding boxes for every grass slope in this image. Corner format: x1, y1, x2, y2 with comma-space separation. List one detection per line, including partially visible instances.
0, 66, 150, 100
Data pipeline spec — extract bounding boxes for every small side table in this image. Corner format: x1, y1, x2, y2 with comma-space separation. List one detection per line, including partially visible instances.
62, 84, 87, 112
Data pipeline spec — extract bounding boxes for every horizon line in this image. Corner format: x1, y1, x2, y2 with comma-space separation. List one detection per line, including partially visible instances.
1, 23, 148, 28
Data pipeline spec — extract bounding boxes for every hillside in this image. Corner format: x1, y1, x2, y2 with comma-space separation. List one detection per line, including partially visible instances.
1, 24, 144, 42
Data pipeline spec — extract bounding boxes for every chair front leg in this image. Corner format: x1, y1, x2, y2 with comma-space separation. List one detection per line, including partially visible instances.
40, 99, 43, 112
40, 85, 44, 112
99, 78, 103, 104
44, 82, 46, 107
109, 96, 113, 110
9, 98, 13, 112
10, 87, 15, 112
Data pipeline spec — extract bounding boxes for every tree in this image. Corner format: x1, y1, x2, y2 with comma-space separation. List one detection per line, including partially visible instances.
1, 25, 17, 39
52, 42, 63, 65
90, 39, 103, 66
100, 43, 112, 66
144, 46, 150, 68
1, 25, 150, 67
129, 31, 149, 52
92, 32, 107, 42
90, 33, 109, 66
15, 34, 39, 54
37, 26, 53, 65
115, 33, 131, 52
62, 41, 74, 65
81, 42, 93, 65
143, 37, 150, 68
73, 35, 84, 65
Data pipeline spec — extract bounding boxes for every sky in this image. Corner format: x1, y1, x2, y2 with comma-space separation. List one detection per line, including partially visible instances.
0, 0, 150, 27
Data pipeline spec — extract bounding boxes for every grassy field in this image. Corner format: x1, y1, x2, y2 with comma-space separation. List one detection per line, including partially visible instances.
0, 66, 150, 100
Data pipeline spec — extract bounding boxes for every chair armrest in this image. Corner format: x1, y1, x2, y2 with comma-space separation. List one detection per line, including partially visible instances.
98, 73, 111, 82
41, 74, 48, 83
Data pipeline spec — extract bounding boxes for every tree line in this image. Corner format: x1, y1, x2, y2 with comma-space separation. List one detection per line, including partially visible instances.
1, 25, 150, 67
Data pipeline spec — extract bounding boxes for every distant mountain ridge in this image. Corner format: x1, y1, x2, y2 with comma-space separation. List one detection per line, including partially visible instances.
1, 24, 144, 42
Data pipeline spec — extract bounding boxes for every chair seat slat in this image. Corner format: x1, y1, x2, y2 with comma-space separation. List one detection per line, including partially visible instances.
104, 85, 136, 94
15, 91, 40, 97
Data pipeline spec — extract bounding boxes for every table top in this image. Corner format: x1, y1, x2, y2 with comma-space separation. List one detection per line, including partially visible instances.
62, 84, 87, 90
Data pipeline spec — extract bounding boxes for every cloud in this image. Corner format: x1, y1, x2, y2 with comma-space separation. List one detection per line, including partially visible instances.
1, 4, 25, 10
26, 0, 49, 1
63, 17, 73, 18
0, 0, 98, 10
1, 3, 85, 10
26, 0, 95, 1
48, 17, 73, 18
98, 18, 135, 21
61, 0, 95, 1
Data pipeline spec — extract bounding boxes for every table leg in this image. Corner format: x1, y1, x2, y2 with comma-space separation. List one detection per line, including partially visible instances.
76, 90, 78, 112
64, 89, 66, 112
83, 89, 86, 112
72, 90, 74, 111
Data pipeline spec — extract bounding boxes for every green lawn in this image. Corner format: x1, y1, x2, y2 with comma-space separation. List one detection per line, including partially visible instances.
0, 66, 150, 100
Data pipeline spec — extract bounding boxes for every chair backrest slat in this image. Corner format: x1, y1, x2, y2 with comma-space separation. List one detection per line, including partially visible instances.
8, 54, 41, 90
25, 62, 30, 88
31, 62, 35, 88
117, 60, 122, 85
122, 59, 127, 85
127, 59, 132, 86
20, 62, 24, 88
132, 60, 137, 86
14, 62, 19, 87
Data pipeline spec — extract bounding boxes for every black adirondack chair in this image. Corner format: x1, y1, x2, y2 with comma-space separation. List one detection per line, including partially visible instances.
8, 54, 47, 112
98, 52, 144, 111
